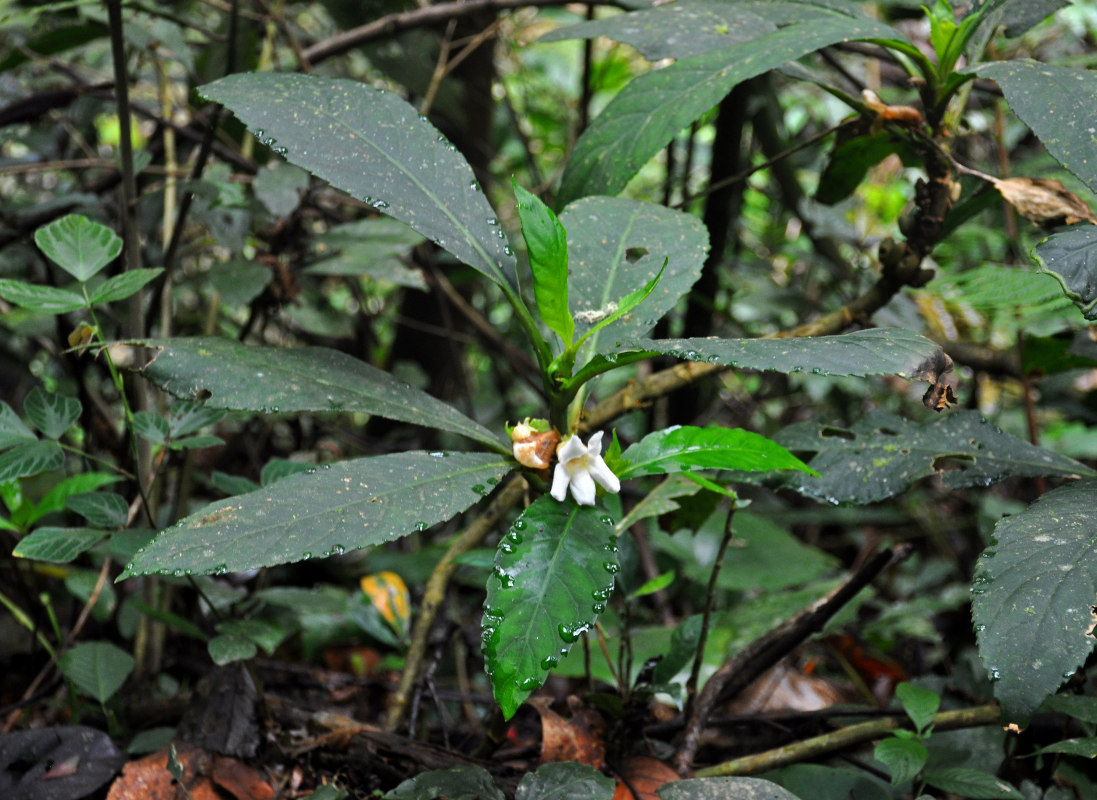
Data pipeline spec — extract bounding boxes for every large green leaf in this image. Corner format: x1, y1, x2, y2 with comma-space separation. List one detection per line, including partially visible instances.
538, 1, 776, 60
200, 73, 516, 287
619, 425, 814, 479
777, 411, 1093, 505
561, 197, 708, 359
482, 497, 618, 719
120, 452, 513, 578
514, 183, 573, 345
1033, 226, 1097, 321
556, 15, 902, 206
973, 480, 1097, 727
135, 337, 506, 451
627, 328, 942, 378
34, 214, 123, 282
972, 60, 1097, 195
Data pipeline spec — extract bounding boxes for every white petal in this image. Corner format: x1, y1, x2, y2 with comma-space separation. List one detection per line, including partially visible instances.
556, 434, 588, 463
588, 458, 621, 494
550, 462, 571, 502
569, 469, 597, 505
586, 430, 605, 453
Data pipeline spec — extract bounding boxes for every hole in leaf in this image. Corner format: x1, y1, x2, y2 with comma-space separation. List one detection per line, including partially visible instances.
932, 454, 975, 472
876, 427, 899, 436
819, 426, 855, 440
625, 247, 648, 263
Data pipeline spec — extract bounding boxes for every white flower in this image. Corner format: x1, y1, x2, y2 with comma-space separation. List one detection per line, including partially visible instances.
550, 431, 621, 506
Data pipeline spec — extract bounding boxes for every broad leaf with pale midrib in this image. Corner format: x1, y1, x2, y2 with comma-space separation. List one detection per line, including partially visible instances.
199, 73, 515, 288
120, 452, 513, 578
777, 410, 1092, 504
482, 498, 618, 719
556, 14, 904, 206
619, 425, 814, 479
974, 479, 1097, 727
135, 337, 506, 451
624, 328, 942, 378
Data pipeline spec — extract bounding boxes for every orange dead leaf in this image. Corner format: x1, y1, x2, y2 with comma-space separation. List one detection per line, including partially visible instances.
360, 571, 411, 633
612, 756, 680, 800
992, 177, 1097, 227
106, 744, 273, 800
530, 696, 606, 768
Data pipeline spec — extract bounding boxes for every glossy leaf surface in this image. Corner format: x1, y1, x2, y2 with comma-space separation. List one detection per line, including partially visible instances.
482, 497, 618, 719
561, 197, 707, 359
200, 73, 516, 287
972, 60, 1097, 195
619, 426, 814, 479
777, 411, 1092, 504
557, 15, 901, 206
1034, 226, 1097, 320
136, 337, 506, 451
514, 183, 572, 345
34, 214, 122, 281
628, 328, 942, 378
973, 480, 1097, 726
121, 452, 513, 578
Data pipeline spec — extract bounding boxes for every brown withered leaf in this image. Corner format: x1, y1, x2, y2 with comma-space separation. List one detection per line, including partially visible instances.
612, 755, 680, 800
530, 696, 606, 769
911, 349, 958, 412
993, 177, 1097, 227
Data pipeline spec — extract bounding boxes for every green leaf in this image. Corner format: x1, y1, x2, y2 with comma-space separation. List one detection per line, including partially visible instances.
135, 337, 506, 451
120, 452, 513, 578
615, 474, 703, 532
516, 762, 615, 800
817, 133, 920, 205
67, 492, 129, 529
923, 768, 1023, 799
21, 472, 122, 528
0, 278, 86, 313
896, 682, 941, 735
254, 162, 310, 217
305, 218, 427, 289
215, 619, 287, 655
168, 401, 227, 438
208, 633, 257, 665
561, 197, 708, 357
932, 264, 1074, 311
1039, 694, 1097, 723
1029, 738, 1097, 758
777, 411, 1092, 505
304, 785, 348, 800
132, 411, 169, 445
971, 60, 1097, 196
24, 388, 81, 440
973, 480, 1097, 727
1033, 226, 1097, 321
0, 440, 64, 483
34, 214, 123, 281
514, 182, 573, 345
875, 737, 928, 786
88, 268, 163, 305
652, 614, 703, 684
659, 777, 804, 800
619, 426, 815, 479
13, 527, 109, 563
384, 766, 504, 800
557, 15, 903, 206
58, 641, 134, 702
627, 329, 944, 378
199, 73, 516, 288
482, 498, 618, 719
0, 401, 37, 451
538, 1, 776, 60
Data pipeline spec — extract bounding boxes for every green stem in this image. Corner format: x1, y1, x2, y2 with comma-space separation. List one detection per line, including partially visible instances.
0, 588, 56, 658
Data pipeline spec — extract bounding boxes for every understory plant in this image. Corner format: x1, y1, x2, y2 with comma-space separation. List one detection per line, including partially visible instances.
3, 0, 1097, 795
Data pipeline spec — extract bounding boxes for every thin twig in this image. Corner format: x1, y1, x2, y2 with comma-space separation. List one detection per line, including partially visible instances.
384, 474, 527, 732
674, 544, 912, 774
695, 704, 1002, 777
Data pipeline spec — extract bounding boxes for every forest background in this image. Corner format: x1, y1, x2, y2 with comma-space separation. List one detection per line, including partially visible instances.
3, 1, 1097, 799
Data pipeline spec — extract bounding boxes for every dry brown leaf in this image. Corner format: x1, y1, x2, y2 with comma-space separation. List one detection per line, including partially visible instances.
106, 743, 274, 800
993, 177, 1097, 227
612, 755, 680, 800
530, 696, 606, 768
726, 660, 849, 714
